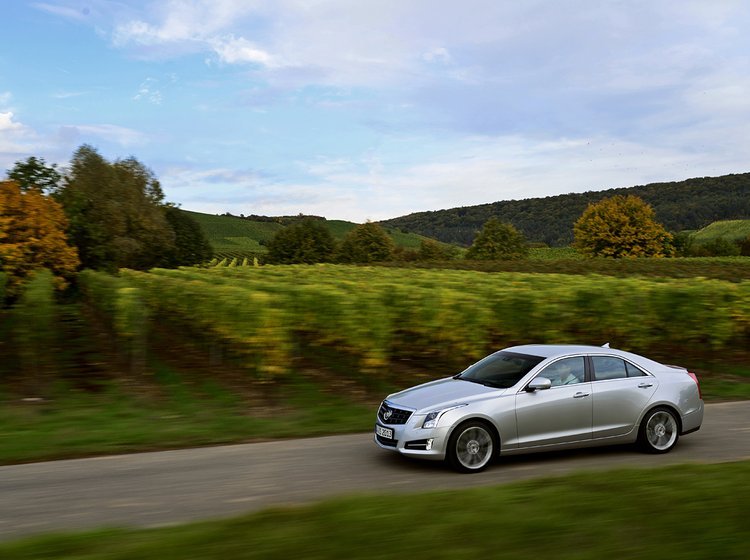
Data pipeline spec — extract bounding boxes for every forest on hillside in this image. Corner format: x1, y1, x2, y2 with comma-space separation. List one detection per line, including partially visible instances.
379, 173, 750, 246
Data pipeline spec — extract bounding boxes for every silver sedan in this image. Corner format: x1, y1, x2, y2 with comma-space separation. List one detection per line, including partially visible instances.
374, 344, 704, 472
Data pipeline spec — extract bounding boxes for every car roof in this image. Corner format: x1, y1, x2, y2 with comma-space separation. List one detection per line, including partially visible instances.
505, 344, 629, 359
502, 344, 668, 371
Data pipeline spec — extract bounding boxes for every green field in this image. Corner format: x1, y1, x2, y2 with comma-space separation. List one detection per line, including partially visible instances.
387, 255, 750, 281
1, 461, 748, 558
182, 210, 283, 259
184, 210, 444, 259
692, 219, 750, 243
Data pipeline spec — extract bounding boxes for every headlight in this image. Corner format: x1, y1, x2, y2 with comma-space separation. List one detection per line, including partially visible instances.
421, 404, 467, 429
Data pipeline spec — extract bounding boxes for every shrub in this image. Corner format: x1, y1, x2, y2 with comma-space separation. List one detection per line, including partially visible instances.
466, 218, 528, 260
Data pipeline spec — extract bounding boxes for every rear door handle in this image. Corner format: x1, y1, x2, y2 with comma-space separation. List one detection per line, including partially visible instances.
573, 392, 590, 398
638, 383, 654, 389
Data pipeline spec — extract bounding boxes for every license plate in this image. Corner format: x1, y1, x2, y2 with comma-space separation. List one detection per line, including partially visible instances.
376, 424, 394, 440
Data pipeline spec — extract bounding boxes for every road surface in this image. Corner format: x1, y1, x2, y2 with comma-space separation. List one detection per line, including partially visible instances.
1, 401, 748, 541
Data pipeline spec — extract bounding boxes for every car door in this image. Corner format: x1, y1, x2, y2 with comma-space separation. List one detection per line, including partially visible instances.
514, 356, 593, 448
589, 355, 659, 439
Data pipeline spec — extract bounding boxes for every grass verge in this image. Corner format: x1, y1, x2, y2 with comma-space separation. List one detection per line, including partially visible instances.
0, 363, 375, 465
0, 461, 748, 559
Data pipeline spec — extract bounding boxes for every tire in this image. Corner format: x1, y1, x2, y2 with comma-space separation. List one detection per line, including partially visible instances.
447, 421, 497, 473
638, 407, 680, 454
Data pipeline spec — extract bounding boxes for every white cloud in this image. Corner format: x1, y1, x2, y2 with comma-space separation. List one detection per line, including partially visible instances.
51, 91, 89, 99
0, 112, 25, 133
0, 111, 41, 172
32, 2, 89, 22
133, 78, 163, 104
67, 124, 147, 147
209, 35, 276, 66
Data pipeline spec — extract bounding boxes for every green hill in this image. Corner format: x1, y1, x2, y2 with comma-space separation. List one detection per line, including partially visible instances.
182, 210, 282, 259
379, 172, 750, 247
183, 210, 441, 259
692, 220, 750, 243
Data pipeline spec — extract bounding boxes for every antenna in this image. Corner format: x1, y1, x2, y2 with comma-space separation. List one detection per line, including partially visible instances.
601, 342, 610, 348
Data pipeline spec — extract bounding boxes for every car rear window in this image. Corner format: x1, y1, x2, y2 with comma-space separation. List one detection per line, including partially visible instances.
457, 351, 545, 388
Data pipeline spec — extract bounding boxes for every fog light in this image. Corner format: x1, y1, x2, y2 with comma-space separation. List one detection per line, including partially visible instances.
425, 438, 434, 451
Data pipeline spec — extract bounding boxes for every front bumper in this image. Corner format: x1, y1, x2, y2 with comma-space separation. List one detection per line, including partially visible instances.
374, 420, 451, 461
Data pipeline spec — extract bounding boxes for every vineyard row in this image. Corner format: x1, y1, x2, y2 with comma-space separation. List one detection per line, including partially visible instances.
77, 265, 750, 378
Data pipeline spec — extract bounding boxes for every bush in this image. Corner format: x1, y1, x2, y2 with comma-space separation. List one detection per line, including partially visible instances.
338, 222, 395, 263
418, 238, 457, 261
266, 219, 336, 264
466, 218, 528, 260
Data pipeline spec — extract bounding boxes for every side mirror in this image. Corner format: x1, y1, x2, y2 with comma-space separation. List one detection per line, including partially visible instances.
526, 377, 552, 392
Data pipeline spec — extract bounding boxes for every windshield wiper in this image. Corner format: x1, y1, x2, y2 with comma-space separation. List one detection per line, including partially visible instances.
457, 377, 503, 388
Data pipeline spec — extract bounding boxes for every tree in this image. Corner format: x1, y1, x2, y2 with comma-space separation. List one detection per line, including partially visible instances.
338, 222, 395, 263
0, 180, 80, 294
465, 218, 528, 260
161, 207, 214, 267
265, 218, 336, 264
6, 156, 62, 194
573, 195, 673, 258
57, 145, 175, 270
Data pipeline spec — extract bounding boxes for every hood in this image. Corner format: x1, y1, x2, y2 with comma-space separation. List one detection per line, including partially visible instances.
387, 377, 504, 412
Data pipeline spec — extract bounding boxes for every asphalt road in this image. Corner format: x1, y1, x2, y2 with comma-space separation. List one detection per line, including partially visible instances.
1, 401, 749, 541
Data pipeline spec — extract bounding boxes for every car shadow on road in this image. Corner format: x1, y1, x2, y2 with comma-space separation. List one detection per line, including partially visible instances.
373, 443, 653, 476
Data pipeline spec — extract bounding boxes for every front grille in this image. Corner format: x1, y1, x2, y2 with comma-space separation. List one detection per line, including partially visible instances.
378, 402, 413, 425
376, 435, 397, 447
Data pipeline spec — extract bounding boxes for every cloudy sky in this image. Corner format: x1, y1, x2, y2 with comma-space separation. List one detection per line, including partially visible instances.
1, 1, 748, 221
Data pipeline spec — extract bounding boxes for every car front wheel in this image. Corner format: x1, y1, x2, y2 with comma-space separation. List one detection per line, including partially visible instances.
447, 421, 496, 473
639, 407, 680, 453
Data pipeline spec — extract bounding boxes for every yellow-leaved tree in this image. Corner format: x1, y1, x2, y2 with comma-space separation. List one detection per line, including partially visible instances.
0, 180, 80, 294
573, 195, 673, 258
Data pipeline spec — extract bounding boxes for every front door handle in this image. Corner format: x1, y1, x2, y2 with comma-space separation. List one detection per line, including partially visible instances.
573, 392, 590, 398
638, 383, 654, 389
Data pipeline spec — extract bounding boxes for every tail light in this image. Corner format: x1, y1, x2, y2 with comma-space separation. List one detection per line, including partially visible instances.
687, 372, 702, 400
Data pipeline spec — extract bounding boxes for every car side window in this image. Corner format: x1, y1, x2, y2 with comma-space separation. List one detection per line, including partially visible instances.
592, 356, 628, 380
538, 357, 586, 386
625, 362, 647, 377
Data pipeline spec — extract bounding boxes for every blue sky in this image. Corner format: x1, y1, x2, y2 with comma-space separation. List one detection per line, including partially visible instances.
1, 1, 749, 222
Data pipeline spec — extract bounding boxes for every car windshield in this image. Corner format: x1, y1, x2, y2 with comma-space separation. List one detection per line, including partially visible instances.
455, 351, 545, 388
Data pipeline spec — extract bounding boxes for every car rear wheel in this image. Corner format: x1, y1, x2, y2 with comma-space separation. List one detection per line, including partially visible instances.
447, 421, 496, 473
639, 407, 679, 453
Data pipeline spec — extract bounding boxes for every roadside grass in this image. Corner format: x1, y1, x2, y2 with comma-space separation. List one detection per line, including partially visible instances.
697, 375, 750, 400
0, 363, 375, 465
1, 461, 748, 559
692, 362, 750, 401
